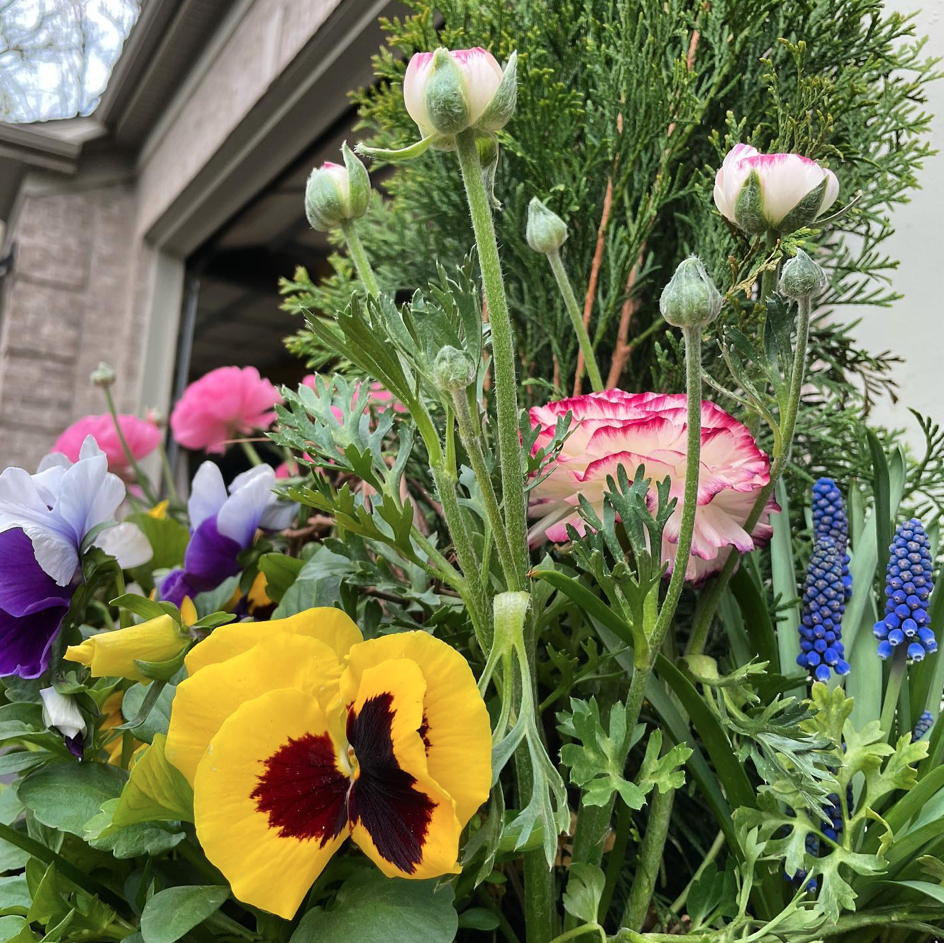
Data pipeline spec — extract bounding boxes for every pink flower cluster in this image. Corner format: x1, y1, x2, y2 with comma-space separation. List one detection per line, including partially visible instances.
528, 391, 777, 582
52, 414, 161, 472
170, 366, 280, 454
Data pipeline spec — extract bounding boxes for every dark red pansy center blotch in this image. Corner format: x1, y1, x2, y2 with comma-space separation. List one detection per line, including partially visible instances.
251, 693, 435, 873
251, 732, 348, 844
347, 693, 435, 873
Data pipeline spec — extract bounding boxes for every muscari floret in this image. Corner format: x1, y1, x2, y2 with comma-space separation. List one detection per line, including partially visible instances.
811, 477, 852, 600
873, 519, 936, 662
797, 540, 851, 682
913, 710, 935, 743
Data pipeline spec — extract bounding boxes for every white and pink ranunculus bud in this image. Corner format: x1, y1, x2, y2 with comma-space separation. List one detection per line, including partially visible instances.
403, 47, 517, 144
528, 391, 778, 582
304, 142, 370, 233
713, 144, 839, 235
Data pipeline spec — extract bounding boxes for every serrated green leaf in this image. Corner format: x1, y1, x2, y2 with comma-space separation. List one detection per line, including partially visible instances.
562, 862, 604, 925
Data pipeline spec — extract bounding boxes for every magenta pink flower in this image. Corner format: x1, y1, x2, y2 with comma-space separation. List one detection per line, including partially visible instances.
528, 391, 778, 581
170, 366, 280, 454
52, 414, 161, 471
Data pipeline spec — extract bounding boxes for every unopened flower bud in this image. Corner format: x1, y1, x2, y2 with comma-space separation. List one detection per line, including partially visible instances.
305, 141, 370, 232
714, 144, 839, 235
526, 198, 567, 254
404, 47, 517, 145
779, 249, 826, 300
433, 346, 477, 393
40, 687, 87, 741
660, 257, 722, 329
91, 362, 116, 387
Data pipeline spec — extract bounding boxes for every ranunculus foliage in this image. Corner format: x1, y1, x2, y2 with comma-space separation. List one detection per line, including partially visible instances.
528, 391, 778, 581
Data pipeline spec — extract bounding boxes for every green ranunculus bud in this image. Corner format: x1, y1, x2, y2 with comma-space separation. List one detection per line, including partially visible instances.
659, 257, 723, 329
526, 197, 568, 254
433, 346, 477, 393
304, 142, 371, 232
779, 248, 826, 300
91, 362, 116, 387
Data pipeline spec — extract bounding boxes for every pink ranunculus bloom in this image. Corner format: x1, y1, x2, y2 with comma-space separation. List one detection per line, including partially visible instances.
170, 366, 280, 454
403, 47, 509, 140
52, 414, 161, 471
528, 391, 778, 582
713, 144, 839, 235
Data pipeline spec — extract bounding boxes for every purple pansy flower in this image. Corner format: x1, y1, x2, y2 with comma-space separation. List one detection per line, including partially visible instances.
0, 437, 126, 677
160, 463, 295, 606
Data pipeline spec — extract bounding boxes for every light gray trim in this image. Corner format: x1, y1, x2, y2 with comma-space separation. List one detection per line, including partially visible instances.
143, 0, 393, 256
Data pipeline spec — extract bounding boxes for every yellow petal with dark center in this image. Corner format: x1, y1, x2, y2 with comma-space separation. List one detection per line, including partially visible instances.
341, 632, 491, 826
185, 607, 363, 676
167, 632, 343, 784
346, 659, 462, 880
194, 687, 350, 919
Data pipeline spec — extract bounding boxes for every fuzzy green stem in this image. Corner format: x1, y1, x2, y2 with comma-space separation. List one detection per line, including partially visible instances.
547, 925, 605, 943
546, 248, 604, 392
669, 830, 725, 914
238, 439, 264, 466
339, 218, 380, 297
102, 385, 158, 506
0, 820, 128, 914
760, 229, 779, 309
622, 787, 676, 930
600, 795, 634, 920
431, 462, 491, 651
880, 648, 907, 741
570, 328, 703, 877
156, 441, 181, 506
687, 291, 811, 655
454, 129, 529, 587
452, 387, 521, 591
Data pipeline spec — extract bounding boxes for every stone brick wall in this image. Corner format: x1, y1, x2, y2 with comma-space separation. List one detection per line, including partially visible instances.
0, 182, 139, 469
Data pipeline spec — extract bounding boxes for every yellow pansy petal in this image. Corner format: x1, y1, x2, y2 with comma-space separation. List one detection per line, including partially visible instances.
185, 607, 363, 676
247, 573, 271, 612
341, 632, 491, 826
148, 500, 168, 519
167, 633, 343, 784
180, 597, 198, 627
100, 691, 145, 766
194, 687, 349, 919
347, 659, 461, 880
64, 615, 187, 684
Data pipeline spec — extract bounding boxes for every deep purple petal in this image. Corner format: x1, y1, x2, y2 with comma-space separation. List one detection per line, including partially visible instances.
0, 529, 72, 617
0, 599, 70, 678
159, 568, 199, 607
182, 516, 242, 592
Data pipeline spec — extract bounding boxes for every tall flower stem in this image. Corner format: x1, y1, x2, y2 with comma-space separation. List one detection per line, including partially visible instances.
452, 387, 521, 591
545, 248, 604, 393
102, 385, 158, 506
570, 326, 703, 882
880, 648, 907, 741
622, 784, 676, 930
156, 441, 181, 506
238, 439, 264, 467
339, 218, 380, 297
454, 129, 529, 586
686, 290, 811, 656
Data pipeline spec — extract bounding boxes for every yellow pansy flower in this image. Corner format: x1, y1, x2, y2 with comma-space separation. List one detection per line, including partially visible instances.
164, 609, 491, 919
64, 614, 189, 684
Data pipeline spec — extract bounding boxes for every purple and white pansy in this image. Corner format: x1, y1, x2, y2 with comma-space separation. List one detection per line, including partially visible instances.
0, 436, 136, 678
160, 463, 295, 606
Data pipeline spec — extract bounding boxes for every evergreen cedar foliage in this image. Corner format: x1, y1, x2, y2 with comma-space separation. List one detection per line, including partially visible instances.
281, 0, 943, 516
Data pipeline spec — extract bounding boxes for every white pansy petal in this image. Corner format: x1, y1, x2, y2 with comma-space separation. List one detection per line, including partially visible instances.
78, 435, 106, 461
57, 451, 125, 539
228, 465, 273, 494
216, 467, 275, 547
37, 452, 72, 473
188, 462, 228, 531
19, 525, 79, 587
260, 498, 297, 532
40, 687, 86, 740
94, 522, 153, 569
